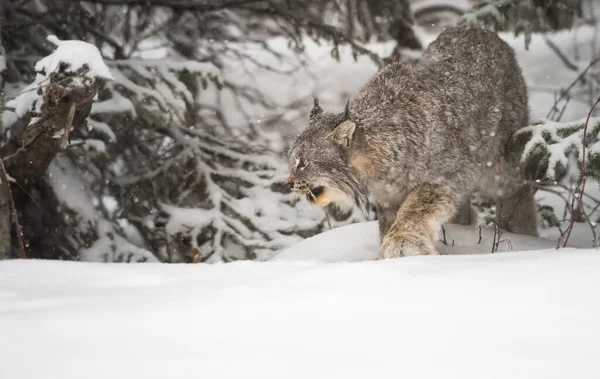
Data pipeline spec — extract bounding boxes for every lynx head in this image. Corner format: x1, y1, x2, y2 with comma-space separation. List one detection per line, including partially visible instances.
287, 97, 368, 214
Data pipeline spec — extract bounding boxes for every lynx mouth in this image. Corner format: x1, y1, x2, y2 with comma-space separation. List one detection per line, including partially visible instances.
306, 186, 325, 201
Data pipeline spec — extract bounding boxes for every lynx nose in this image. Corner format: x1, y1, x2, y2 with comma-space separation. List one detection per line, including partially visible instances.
286, 176, 295, 190
286, 176, 309, 193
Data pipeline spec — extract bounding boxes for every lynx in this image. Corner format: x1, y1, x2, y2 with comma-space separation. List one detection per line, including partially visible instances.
287, 27, 538, 259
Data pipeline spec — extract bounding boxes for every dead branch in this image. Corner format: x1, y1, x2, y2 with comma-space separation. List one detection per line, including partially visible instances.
491, 202, 503, 253
546, 57, 600, 119
560, 96, 600, 248
1, 74, 107, 185
440, 225, 448, 246
544, 35, 579, 72
0, 160, 26, 259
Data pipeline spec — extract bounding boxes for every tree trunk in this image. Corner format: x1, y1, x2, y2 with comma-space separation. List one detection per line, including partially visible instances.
0, 189, 9, 259
0, 33, 107, 259
0, 2, 11, 259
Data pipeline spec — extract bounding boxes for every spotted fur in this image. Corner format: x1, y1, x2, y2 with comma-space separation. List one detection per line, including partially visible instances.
288, 27, 538, 259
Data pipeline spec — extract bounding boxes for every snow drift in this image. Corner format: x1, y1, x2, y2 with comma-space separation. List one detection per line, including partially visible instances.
1, 221, 599, 379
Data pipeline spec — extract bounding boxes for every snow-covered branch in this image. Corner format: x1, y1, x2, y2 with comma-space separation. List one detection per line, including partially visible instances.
514, 115, 600, 181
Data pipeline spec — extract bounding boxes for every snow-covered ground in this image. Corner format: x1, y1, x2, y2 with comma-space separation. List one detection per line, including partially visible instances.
275, 222, 558, 262
1, 230, 599, 379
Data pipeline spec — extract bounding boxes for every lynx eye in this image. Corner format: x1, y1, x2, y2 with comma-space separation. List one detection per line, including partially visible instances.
295, 157, 308, 171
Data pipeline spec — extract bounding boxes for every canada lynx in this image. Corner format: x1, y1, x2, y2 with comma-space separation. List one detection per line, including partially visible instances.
287, 27, 538, 259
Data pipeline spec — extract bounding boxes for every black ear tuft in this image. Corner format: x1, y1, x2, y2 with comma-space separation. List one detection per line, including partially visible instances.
310, 95, 323, 121
344, 100, 351, 120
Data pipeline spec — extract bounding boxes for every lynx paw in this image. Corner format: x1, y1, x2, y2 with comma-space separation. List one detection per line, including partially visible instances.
378, 233, 436, 259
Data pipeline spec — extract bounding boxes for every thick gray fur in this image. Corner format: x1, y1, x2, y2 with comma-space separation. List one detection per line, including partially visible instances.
287, 27, 538, 258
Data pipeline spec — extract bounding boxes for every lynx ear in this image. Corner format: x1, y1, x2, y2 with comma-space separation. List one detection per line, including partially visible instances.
310, 96, 323, 121
327, 100, 356, 147
327, 119, 356, 148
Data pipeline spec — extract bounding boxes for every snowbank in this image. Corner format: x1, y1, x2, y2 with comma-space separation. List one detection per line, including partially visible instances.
1, 243, 599, 379
273, 221, 557, 262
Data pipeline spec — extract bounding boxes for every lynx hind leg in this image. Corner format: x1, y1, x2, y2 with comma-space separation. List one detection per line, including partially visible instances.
497, 184, 539, 237
450, 197, 476, 225
480, 151, 539, 237
379, 185, 458, 259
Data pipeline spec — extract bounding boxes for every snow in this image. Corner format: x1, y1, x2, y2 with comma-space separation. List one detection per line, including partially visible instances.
48, 156, 97, 223
81, 220, 158, 263
508, 26, 598, 121
162, 203, 216, 236
91, 95, 136, 116
1, 222, 599, 379
6, 81, 42, 118
6, 35, 113, 119
87, 119, 117, 141
0, 172, 15, 185
40, 35, 113, 80
412, 0, 471, 14
274, 221, 556, 262
1, 109, 18, 130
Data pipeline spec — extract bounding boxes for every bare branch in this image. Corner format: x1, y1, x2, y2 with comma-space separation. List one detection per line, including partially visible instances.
560, 96, 600, 248
0, 160, 26, 259
546, 57, 600, 119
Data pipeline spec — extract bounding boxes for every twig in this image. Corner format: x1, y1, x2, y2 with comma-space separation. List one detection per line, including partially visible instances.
544, 35, 579, 72
546, 57, 600, 119
3, 67, 91, 105
491, 202, 503, 253
497, 238, 513, 251
1, 146, 26, 162
555, 96, 571, 122
60, 102, 76, 149
582, 207, 598, 247
440, 225, 448, 245
0, 160, 26, 259
491, 226, 503, 253
560, 96, 600, 248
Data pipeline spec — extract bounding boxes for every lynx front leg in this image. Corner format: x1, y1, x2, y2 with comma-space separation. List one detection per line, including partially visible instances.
379, 184, 457, 259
